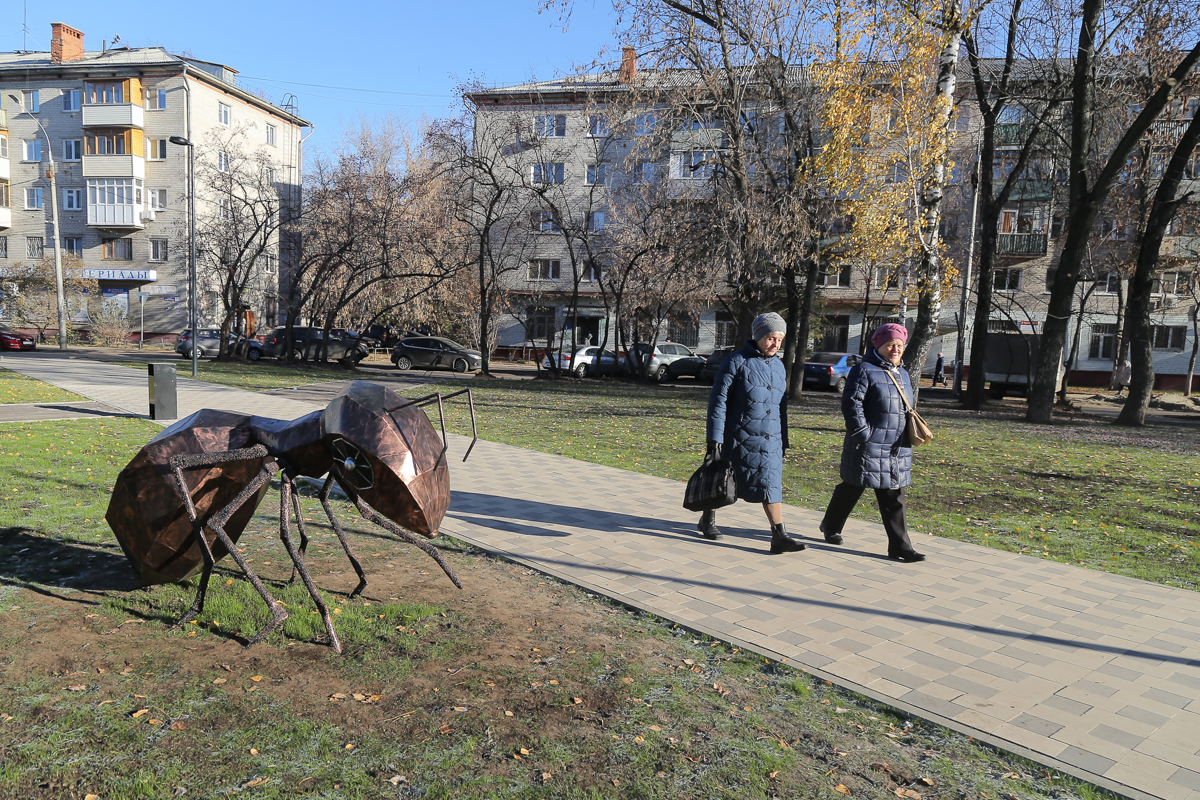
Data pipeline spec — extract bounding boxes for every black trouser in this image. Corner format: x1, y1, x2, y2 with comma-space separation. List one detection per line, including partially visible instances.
821, 482, 914, 554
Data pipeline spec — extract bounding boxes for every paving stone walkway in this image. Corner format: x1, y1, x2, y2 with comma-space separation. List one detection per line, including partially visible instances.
3, 352, 1198, 800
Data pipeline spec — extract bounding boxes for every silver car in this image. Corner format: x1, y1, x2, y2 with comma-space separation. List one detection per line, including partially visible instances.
627, 342, 705, 382
542, 346, 622, 377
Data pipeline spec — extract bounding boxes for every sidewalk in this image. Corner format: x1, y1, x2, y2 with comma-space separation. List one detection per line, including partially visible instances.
4, 351, 1199, 800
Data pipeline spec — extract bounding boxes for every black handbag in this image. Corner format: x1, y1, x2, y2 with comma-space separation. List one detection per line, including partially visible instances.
683, 451, 738, 512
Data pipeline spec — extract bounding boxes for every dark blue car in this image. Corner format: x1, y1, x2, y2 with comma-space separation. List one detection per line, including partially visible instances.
803, 352, 861, 392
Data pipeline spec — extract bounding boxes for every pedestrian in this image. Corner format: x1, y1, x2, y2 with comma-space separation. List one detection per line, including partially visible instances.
818, 322, 926, 563
583, 333, 593, 346
1117, 359, 1131, 396
934, 352, 945, 386
698, 312, 806, 554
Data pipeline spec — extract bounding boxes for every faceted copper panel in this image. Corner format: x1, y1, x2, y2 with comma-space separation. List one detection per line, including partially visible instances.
321, 381, 449, 536
249, 411, 331, 478
106, 410, 270, 585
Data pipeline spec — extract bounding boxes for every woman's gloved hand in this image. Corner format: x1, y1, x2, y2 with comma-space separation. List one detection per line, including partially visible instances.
706, 441, 723, 461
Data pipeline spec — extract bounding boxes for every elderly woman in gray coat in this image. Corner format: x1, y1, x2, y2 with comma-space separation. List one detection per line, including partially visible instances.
699, 312, 805, 555
819, 323, 926, 563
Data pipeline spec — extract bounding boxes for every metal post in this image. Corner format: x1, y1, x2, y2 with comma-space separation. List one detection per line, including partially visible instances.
135, 291, 149, 350
170, 136, 198, 377
954, 144, 981, 395
9, 94, 67, 350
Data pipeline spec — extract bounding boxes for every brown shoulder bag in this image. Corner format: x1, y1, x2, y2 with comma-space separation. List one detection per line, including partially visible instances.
884, 370, 933, 447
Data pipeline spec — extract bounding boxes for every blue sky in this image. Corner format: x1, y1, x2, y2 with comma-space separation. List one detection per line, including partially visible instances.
8, 0, 619, 152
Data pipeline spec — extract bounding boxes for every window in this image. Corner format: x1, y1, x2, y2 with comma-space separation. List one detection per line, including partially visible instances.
265, 166, 277, 184
62, 139, 82, 161
988, 319, 1019, 332
22, 90, 39, 112
531, 210, 561, 233
147, 139, 168, 160
101, 238, 133, 260
217, 151, 229, 172
634, 112, 657, 136
715, 310, 736, 348
23, 139, 42, 161
148, 188, 168, 210
148, 238, 168, 262
0, 135, 7, 158
528, 259, 561, 281
0, 237, 8, 258
266, 124, 277, 146
27, 237, 44, 259
588, 211, 606, 232
218, 103, 231, 125
993, 268, 1021, 291
63, 188, 84, 211
672, 150, 716, 180
1088, 324, 1117, 360
218, 198, 231, 219
24, 188, 43, 210
534, 114, 566, 138
262, 252, 278, 274
62, 237, 84, 257
532, 163, 565, 184
1151, 325, 1186, 350
84, 82, 124, 104
88, 179, 141, 226
1095, 271, 1121, 294
0, 179, 8, 208
527, 306, 556, 340
145, 88, 167, 110
62, 89, 80, 112
874, 267, 900, 290
669, 317, 699, 348
634, 161, 656, 185
820, 315, 850, 351
816, 264, 851, 287
588, 115, 608, 137
586, 163, 607, 185
85, 130, 129, 155
582, 262, 601, 282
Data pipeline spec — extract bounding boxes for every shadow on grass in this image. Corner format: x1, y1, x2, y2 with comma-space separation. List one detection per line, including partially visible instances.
0, 527, 141, 600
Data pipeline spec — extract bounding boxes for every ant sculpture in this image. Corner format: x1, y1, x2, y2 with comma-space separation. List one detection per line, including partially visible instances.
106, 381, 477, 652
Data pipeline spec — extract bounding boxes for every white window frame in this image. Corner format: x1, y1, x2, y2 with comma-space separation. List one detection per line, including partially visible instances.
63, 139, 82, 161
218, 102, 231, 125
634, 161, 656, 185
22, 90, 39, 113
534, 114, 566, 138
62, 236, 84, 257
528, 259, 561, 281
148, 238, 168, 262
993, 267, 1021, 292
634, 112, 657, 136
24, 187, 43, 210
265, 166, 277, 184
531, 163, 565, 185
217, 151, 229, 172
62, 188, 84, 211
23, 139, 42, 162
532, 210, 561, 233
586, 163, 607, 185
62, 89, 80, 112
148, 188, 168, 210
0, 135, 7, 159
266, 124, 277, 146
262, 252, 278, 274
588, 211, 606, 232
218, 198, 231, 219
145, 88, 167, 110
147, 138, 168, 161
588, 115, 608, 137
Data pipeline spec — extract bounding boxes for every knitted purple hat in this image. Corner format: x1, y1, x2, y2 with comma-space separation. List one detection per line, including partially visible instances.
871, 323, 908, 348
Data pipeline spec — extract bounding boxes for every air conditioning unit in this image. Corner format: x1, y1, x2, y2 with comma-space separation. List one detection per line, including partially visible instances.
141, 209, 156, 223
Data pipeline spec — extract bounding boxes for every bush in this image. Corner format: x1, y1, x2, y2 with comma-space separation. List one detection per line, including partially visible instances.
90, 304, 132, 347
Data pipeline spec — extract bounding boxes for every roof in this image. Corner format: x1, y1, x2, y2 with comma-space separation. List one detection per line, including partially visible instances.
0, 46, 310, 127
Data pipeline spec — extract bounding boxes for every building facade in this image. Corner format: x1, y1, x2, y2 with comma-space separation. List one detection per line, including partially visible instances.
0, 22, 310, 341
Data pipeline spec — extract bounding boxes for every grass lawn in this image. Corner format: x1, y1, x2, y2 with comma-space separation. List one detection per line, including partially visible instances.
0, 375, 1114, 798
0, 367, 86, 404
114, 356, 362, 391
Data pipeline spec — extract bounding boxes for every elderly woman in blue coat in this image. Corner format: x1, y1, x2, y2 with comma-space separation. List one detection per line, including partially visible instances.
699, 312, 806, 555
819, 323, 926, 562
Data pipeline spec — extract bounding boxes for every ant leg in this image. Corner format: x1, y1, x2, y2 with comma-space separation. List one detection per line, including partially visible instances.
280, 475, 342, 653
351, 496, 463, 590
318, 475, 368, 598
171, 461, 217, 629
169, 447, 288, 646
284, 474, 309, 585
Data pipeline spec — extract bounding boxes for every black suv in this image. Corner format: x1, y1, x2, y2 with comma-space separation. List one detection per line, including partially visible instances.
263, 327, 368, 363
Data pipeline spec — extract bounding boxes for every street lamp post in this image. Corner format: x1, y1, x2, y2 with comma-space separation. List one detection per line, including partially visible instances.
169, 136, 198, 377
9, 94, 67, 350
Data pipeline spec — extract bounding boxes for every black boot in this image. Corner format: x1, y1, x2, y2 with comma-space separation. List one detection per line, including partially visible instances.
698, 510, 722, 540
769, 522, 805, 554
819, 521, 843, 546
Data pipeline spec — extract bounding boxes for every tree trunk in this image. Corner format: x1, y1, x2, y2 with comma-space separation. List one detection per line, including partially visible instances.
788, 250, 821, 400
782, 265, 801, 393
1186, 304, 1198, 397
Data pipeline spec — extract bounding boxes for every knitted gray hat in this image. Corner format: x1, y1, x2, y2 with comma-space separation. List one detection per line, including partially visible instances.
751, 312, 787, 341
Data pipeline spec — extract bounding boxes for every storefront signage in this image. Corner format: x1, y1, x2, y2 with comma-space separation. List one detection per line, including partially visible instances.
83, 269, 158, 281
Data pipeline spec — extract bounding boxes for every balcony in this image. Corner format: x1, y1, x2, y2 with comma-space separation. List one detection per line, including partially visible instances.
82, 154, 145, 180
994, 178, 1053, 202
81, 103, 144, 129
88, 203, 145, 229
996, 232, 1048, 257
0, 108, 6, 130
0, 208, 10, 229
0, 157, 8, 182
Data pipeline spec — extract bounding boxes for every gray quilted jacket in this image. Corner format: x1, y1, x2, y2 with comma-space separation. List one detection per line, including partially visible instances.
839, 347, 913, 489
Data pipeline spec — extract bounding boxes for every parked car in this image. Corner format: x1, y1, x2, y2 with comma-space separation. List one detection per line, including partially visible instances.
542, 346, 622, 378
0, 323, 36, 351
699, 346, 736, 384
626, 342, 706, 382
803, 352, 861, 392
262, 327, 367, 363
391, 336, 482, 373
175, 329, 265, 361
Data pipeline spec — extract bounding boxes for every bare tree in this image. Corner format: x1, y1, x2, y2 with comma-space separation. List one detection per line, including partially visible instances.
0, 255, 97, 343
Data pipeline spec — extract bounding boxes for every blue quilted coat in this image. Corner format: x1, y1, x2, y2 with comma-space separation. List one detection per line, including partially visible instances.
839, 347, 913, 489
707, 340, 790, 504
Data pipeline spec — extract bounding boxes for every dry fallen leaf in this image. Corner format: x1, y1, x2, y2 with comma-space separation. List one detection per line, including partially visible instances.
67, 684, 87, 692
918, 777, 937, 787
548, 680, 559, 685
894, 789, 921, 799
250, 675, 263, 682
835, 784, 851, 795
170, 722, 186, 731
148, 719, 162, 725
249, 748, 259, 755
85, 795, 100, 800
634, 736, 645, 743
572, 698, 583, 705
649, 725, 662, 731
541, 772, 552, 782
520, 748, 531, 755
622, 677, 633, 684
438, 724, 452, 735
504, 710, 514, 717
212, 678, 227, 685
769, 771, 780, 779
345, 743, 355, 750
241, 777, 268, 788
386, 775, 406, 785
131, 709, 150, 718
453, 706, 467, 712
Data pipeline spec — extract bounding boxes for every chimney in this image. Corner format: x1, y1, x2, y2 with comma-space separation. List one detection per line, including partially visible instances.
51, 22, 85, 63
618, 46, 637, 84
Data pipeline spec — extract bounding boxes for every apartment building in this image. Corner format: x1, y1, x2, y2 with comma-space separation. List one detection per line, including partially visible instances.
470, 53, 1200, 389
0, 22, 310, 339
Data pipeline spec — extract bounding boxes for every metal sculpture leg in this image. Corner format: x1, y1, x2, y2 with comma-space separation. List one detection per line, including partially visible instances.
284, 475, 310, 585
279, 473, 342, 653
351, 495, 462, 590
169, 446, 288, 645
318, 475, 368, 597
